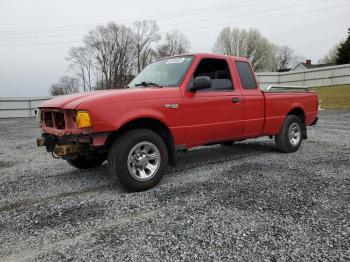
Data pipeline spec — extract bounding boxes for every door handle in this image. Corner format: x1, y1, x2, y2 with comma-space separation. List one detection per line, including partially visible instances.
232, 97, 240, 103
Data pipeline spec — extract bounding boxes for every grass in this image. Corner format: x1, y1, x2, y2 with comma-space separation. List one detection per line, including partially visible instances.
311, 84, 350, 110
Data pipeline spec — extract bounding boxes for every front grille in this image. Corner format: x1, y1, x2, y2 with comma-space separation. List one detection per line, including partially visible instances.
54, 112, 65, 129
43, 111, 66, 130
44, 112, 53, 127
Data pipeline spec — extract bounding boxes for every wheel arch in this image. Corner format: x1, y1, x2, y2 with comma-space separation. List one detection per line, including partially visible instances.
287, 107, 305, 122
106, 117, 176, 166
286, 107, 307, 138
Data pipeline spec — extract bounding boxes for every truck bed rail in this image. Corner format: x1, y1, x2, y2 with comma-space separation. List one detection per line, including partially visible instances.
263, 85, 309, 92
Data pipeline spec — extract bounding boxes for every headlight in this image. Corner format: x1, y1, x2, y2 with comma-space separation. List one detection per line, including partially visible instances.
35, 108, 41, 123
76, 111, 92, 128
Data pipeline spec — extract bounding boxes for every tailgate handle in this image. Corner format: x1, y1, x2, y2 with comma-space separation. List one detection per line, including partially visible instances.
232, 97, 240, 103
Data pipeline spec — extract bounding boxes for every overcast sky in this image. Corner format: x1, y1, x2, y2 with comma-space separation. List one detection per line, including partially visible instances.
0, 0, 349, 96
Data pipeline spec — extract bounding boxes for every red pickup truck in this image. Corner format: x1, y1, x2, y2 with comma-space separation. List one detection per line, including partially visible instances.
37, 53, 318, 191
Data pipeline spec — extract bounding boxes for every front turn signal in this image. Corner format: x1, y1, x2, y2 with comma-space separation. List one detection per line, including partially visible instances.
76, 111, 92, 128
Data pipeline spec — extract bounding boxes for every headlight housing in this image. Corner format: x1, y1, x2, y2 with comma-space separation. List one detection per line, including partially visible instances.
76, 111, 92, 128
35, 108, 41, 123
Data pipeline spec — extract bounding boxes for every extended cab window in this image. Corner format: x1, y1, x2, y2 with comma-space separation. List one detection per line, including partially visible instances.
235, 61, 257, 89
190, 58, 233, 91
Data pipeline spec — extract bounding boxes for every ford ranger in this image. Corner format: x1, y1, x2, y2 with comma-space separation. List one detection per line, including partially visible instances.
37, 53, 319, 191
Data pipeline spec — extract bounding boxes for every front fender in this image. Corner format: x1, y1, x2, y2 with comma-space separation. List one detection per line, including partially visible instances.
82, 98, 182, 134
112, 108, 167, 130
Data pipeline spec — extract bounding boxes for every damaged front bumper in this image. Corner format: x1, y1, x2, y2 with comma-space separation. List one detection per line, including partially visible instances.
37, 132, 109, 159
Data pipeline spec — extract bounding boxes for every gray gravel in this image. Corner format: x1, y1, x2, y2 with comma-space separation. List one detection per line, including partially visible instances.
0, 110, 349, 261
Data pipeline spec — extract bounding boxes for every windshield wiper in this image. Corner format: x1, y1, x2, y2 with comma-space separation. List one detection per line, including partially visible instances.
135, 81, 163, 88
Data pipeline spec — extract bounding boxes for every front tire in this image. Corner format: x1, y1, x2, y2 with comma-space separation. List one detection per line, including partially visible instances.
108, 129, 168, 191
275, 115, 303, 153
67, 155, 106, 169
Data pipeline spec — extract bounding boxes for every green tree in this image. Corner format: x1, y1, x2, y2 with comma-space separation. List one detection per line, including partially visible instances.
336, 28, 350, 65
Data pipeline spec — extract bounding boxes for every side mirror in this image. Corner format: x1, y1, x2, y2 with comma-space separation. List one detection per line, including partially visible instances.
189, 76, 211, 91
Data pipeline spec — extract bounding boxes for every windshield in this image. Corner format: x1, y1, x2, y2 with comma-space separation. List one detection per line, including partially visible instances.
129, 56, 194, 88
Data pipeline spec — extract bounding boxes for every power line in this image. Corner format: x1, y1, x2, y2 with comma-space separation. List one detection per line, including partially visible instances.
0, 40, 82, 47
0, 32, 84, 40
0, 0, 336, 44
272, 15, 349, 43
0, 0, 273, 34
0, 0, 321, 40
0, 1, 348, 47
175, 3, 350, 32
1, 0, 332, 36
160, 0, 335, 29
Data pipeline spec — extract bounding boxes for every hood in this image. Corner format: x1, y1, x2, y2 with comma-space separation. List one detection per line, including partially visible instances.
39, 91, 102, 109
39, 87, 180, 109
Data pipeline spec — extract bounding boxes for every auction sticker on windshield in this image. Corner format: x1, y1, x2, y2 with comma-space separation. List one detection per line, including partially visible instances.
165, 57, 186, 64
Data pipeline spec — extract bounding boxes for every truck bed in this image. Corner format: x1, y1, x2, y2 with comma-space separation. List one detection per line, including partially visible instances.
261, 88, 318, 135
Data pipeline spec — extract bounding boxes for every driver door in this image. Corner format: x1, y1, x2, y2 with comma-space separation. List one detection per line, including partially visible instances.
182, 57, 244, 146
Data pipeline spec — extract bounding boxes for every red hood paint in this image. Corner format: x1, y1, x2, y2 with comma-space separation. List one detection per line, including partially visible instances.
39, 87, 179, 109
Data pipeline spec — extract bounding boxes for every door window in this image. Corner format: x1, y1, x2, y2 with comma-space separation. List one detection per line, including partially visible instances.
189, 58, 233, 91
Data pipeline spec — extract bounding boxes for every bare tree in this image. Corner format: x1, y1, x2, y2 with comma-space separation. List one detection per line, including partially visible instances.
213, 27, 276, 72
84, 23, 136, 89
49, 76, 79, 96
156, 30, 190, 58
64, 22, 191, 90
67, 47, 93, 91
272, 46, 297, 71
133, 20, 160, 72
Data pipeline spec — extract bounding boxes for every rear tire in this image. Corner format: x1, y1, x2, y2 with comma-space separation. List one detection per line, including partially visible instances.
275, 115, 303, 153
108, 129, 168, 191
67, 155, 106, 169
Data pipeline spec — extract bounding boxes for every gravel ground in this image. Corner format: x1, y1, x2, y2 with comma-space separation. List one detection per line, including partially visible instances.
0, 110, 349, 261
